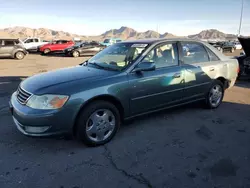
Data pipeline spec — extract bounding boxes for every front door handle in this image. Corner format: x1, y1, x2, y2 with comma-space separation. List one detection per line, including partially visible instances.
172, 73, 181, 78
209, 67, 215, 71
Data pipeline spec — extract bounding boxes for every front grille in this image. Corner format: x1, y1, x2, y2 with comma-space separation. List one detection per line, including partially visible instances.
16, 87, 32, 104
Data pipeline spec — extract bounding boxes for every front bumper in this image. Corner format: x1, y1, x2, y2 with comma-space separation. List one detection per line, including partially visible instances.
9, 92, 75, 136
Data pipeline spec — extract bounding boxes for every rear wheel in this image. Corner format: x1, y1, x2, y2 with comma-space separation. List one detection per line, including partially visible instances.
43, 48, 51, 54
15, 51, 25, 60
72, 50, 80, 57
75, 101, 120, 146
204, 80, 224, 109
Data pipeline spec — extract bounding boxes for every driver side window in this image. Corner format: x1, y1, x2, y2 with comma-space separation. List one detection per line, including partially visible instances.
25, 39, 33, 43
142, 43, 178, 68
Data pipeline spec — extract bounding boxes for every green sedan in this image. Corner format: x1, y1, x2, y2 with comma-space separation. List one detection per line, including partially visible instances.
10, 38, 239, 146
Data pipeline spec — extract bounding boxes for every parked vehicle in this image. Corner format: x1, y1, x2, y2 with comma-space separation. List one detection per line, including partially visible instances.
20, 37, 49, 52
0, 38, 28, 60
10, 39, 238, 146
236, 37, 250, 78
209, 41, 236, 53
39, 40, 75, 54
100, 38, 122, 47
234, 41, 242, 50
64, 41, 105, 57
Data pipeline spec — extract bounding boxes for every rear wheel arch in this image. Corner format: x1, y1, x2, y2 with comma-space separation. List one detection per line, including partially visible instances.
215, 76, 228, 89
73, 95, 124, 135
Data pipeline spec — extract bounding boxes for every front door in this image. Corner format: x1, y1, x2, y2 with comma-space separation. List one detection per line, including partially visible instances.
129, 42, 185, 115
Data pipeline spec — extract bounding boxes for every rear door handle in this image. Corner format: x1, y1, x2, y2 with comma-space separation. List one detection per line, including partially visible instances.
172, 73, 181, 78
209, 67, 215, 71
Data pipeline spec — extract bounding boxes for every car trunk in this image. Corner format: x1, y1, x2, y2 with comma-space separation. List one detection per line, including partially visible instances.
238, 37, 250, 56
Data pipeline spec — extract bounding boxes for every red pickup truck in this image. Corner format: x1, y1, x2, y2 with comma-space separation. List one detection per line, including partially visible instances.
39, 40, 75, 54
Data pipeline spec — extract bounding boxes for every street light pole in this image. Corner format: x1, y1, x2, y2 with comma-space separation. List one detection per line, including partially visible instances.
238, 0, 244, 36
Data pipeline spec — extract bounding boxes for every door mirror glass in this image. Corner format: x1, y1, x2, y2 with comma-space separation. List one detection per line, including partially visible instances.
133, 62, 156, 72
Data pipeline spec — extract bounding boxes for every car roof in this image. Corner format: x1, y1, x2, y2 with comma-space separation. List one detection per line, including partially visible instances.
0, 38, 19, 41
121, 38, 202, 44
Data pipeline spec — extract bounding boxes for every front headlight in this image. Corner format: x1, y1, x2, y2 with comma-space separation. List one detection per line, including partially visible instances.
26, 94, 69, 109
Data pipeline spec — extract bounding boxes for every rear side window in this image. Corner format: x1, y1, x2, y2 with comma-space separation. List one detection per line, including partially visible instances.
205, 47, 220, 61
34, 39, 39, 42
4, 40, 15, 46
181, 42, 209, 64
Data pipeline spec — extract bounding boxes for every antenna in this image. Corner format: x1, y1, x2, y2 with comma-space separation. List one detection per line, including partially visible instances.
238, 0, 244, 36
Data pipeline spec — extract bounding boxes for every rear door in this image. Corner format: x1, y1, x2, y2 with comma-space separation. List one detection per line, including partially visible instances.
180, 42, 215, 100
61, 41, 73, 51
129, 42, 185, 115
1, 40, 15, 56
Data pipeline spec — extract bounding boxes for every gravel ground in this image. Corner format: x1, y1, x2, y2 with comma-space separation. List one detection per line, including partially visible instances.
0, 52, 250, 188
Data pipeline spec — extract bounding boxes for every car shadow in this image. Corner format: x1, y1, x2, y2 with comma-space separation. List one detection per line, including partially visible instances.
120, 100, 250, 135
0, 76, 27, 98
235, 80, 250, 89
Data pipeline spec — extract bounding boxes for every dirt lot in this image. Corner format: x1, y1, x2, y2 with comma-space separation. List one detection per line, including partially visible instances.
0, 51, 250, 188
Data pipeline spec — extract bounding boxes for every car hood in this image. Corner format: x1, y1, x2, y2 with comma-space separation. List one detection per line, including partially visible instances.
100, 42, 110, 46
20, 65, 117, 94
238, 37, 250, 56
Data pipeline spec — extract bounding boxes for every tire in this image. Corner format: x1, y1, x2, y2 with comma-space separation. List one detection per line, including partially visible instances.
204, 80, 224, 109
72, 50, 80, 57
15, 51, 25, 60
43, 48, 51, 54
75, 100, 120, 146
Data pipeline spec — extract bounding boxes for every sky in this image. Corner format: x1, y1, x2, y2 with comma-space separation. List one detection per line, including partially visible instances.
0, 0, 249, 36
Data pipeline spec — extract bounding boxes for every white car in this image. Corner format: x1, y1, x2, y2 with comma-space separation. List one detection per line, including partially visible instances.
234, 42, 242, 50
20, 37, 49, 51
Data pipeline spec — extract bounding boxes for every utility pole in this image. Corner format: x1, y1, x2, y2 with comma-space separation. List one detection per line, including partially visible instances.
238, 0, 244, 36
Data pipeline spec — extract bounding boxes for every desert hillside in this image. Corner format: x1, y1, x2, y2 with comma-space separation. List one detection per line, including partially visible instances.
0, 26, 238, 41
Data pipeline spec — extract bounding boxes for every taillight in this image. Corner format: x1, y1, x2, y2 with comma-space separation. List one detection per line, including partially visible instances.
237, 66, 240, 73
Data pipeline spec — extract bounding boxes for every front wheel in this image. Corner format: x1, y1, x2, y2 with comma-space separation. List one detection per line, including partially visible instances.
204, 80, 224, 109
43, 48, 51, 54
72, 50, 80, 57
75, 101, 120, 146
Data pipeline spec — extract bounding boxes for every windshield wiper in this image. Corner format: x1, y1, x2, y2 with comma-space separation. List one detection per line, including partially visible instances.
88, 62, 119, 71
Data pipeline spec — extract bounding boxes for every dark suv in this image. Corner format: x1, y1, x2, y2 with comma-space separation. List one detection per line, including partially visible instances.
0, 38, 28, 60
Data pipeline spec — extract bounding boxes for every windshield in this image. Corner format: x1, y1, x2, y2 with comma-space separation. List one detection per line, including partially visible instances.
87, 43, 149, 71
103, 39, 111, 43
75, 42, 85, 47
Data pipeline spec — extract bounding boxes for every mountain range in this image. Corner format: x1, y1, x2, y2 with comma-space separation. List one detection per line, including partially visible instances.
0, 26, 238, 41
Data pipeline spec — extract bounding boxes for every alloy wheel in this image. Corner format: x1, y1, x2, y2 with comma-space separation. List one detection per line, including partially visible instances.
85, 109, 116, 142
209, 84, 223, 107
15, 52, 24, 60
73, 51, 80, 57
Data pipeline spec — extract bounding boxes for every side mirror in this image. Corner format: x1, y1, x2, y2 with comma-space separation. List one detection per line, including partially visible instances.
133, 62, 156, 72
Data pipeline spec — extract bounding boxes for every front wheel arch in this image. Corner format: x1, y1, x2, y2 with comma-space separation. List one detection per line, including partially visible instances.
72, 95, 124, 136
